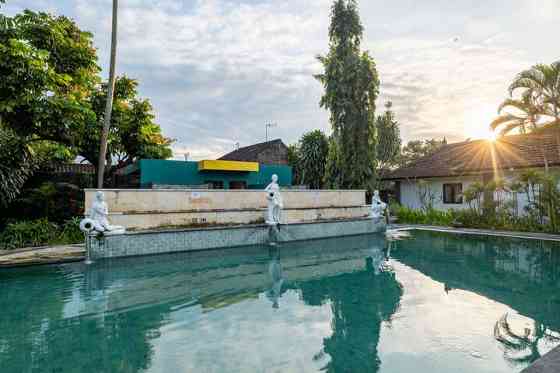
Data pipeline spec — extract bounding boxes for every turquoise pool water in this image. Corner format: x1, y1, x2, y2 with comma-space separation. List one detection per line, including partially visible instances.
1, 231, 559, 373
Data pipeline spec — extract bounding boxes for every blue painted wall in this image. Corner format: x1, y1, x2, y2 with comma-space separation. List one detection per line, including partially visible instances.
136, 160, 292, 189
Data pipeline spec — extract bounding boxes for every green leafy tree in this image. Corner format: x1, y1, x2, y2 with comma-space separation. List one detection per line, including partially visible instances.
78, 76, 173, 176
0, 126, 38, 207
297, 130, 329, 189
375, 101, 401, 174
287, 143, 301, 185
399, 138, 447, 167
0, 10, 99, 143
0, 10, 172, 199
315, 0, 380, 191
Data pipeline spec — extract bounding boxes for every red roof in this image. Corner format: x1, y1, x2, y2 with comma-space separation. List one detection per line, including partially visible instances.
384, 131, 560, 180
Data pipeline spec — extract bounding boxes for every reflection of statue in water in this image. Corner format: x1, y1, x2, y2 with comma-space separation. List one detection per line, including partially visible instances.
370, 190, 387, 222
265, 174, 283, 225
266, 247, 284, 308
80, 191, 125, 235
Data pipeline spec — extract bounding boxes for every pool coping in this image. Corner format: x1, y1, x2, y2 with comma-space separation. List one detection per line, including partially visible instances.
390, 224, 560, 242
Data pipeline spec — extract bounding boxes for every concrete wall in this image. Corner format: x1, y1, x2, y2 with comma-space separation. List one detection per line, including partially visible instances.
86, 189, 365, 212
85, 189, 368, 230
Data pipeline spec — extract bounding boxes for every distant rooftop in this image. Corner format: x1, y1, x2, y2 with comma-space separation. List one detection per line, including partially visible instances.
384, 130, 560, 180
219, 139, 288, 165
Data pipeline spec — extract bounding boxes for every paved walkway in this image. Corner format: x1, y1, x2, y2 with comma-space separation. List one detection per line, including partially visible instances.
391, 224, 560, 242
0, 244, 85, 268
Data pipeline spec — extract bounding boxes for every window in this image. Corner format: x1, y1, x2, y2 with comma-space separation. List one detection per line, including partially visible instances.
443, 183, 463, 204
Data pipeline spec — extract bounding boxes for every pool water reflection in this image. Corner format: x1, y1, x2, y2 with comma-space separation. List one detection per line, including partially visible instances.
0, 231, 559, 372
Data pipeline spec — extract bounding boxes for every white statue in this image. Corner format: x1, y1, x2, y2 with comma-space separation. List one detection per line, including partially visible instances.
80, 191, 125, 235
370, 190, 387, 221
264, 174, 283, 225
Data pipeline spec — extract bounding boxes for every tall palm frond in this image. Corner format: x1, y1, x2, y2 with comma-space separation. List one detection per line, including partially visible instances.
490, 95, 542, 136
509, 61, 560, 120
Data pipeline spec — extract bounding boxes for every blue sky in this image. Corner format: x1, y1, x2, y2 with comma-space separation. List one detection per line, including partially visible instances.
4, 0, 559, 159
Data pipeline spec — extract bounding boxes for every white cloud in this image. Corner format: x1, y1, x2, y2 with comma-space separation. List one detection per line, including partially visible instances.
5, 0, 559, 158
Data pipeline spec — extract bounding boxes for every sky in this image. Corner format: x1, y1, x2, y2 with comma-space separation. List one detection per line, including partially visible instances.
4, 0, 560, 160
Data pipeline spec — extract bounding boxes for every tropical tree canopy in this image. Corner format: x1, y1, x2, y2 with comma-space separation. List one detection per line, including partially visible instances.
376, 101, 401, 172
491, 61, 560, 136
399, 138, 447, 167
0, 10, 173, 200
77, 76, 173, 173
0, 10, 99, 144
316, 0, 379, 191
297, 130, 329, 189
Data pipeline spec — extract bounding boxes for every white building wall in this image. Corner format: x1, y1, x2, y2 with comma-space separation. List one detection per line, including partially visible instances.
399, 176, 481, 211
398, 169, 560, 214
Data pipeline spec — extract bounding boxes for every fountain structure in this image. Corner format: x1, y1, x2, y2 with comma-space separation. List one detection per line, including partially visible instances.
82, 178, 387, 260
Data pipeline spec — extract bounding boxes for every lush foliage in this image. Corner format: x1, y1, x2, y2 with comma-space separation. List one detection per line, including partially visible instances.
491, 61, 560, 136
0, 10, 99, 143
296, 130, 329, 189
0, 217, 82, 250
0, 10, 172, 202
0, 126, 38, 207
375, 101, 401, 172
398, 138, 447, 167
316, 0, 379, 191
78, 76, 173, 175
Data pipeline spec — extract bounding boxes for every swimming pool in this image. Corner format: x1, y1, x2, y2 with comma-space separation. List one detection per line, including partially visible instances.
1, 230, 559, 372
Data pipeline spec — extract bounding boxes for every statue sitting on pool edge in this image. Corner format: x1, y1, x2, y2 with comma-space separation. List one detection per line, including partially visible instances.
265, 174, 283, 225
370, 190, 387, 222
80, 191, 125, 235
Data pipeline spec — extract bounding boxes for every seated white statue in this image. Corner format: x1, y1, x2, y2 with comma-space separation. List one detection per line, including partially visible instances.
80, 191, 125, 235
264, 174, 283, 225
370, 190, 387, 221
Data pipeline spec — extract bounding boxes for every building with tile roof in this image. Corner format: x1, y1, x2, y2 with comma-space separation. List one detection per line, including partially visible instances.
383, 130, 560, 213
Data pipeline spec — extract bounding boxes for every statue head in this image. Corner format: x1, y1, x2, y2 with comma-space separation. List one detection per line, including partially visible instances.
271, 174, 278, 183
95, 191, 105, 202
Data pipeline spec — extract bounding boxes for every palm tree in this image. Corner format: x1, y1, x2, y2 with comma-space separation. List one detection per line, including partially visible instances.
509, 61, 560, 126
97, 0, 119, 188
490, 94, 542, 136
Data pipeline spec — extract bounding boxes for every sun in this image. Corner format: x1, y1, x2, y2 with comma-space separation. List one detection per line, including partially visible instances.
468, 126, 497, 142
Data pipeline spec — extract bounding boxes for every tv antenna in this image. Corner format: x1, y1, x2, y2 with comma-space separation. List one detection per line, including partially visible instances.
265, 122, 277, 142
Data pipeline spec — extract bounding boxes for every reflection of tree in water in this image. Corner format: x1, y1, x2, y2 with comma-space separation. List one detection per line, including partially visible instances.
0, 266, 69, 372
0, 264, 166, 373
494, 313, 560, 365
393, 231, 560, 367
298, 255, 403, 373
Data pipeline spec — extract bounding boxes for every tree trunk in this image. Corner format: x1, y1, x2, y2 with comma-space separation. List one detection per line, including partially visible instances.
97, 0, 119, 188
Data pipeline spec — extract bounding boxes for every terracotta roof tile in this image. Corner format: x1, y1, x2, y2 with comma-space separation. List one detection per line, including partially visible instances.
384, 131, 560, 180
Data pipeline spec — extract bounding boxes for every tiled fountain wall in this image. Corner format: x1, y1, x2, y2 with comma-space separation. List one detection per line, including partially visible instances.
85, 189, 370, 230
89, 218, 385, 259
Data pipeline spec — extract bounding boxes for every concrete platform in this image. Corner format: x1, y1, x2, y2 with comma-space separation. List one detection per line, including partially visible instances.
0, 244, 84, 268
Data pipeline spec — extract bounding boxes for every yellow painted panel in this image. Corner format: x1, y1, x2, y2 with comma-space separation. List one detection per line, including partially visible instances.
198, 160, 259, 172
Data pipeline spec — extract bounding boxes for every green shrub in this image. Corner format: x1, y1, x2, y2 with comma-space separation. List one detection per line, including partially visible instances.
394, 204, 558, 233
0, 217, 83, 250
